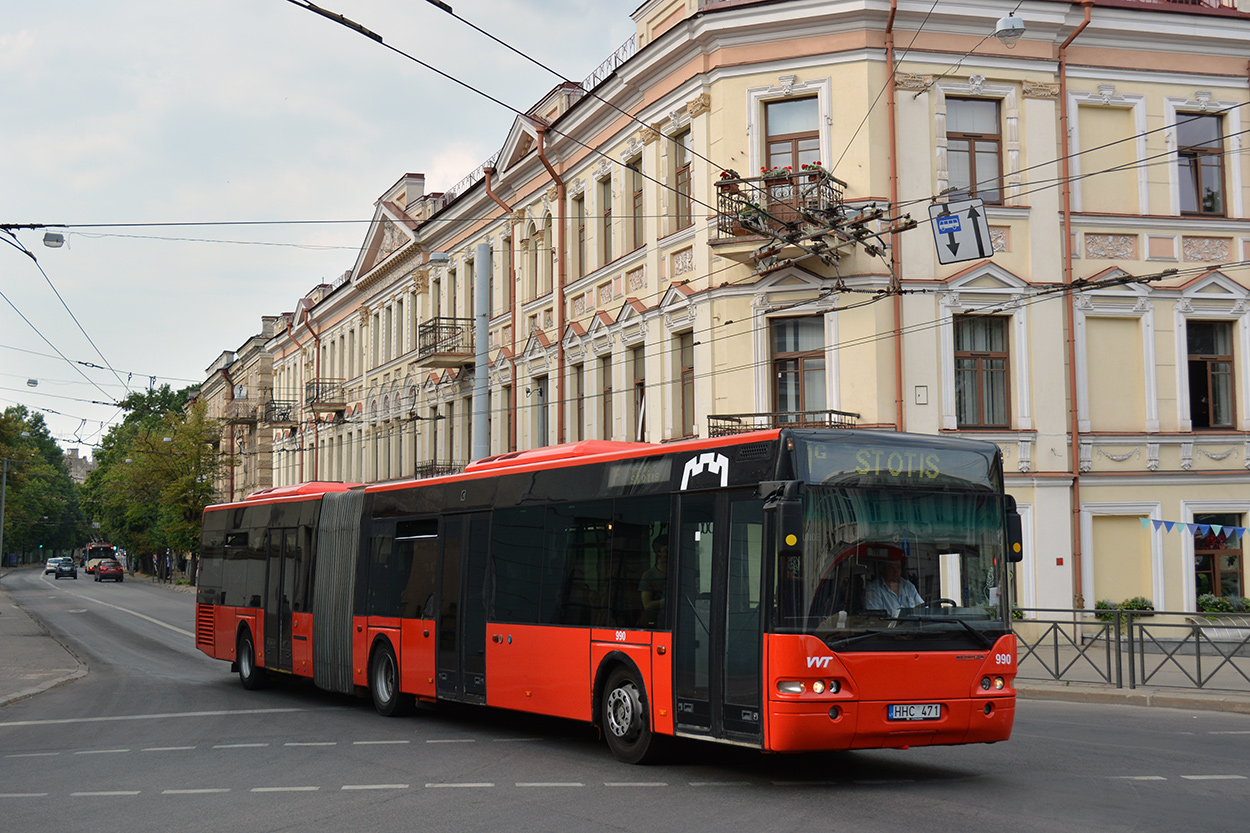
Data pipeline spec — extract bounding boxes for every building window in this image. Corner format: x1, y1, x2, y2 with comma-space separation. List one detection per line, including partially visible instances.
1194, 514, 1244, 601
502, 384, 514, 452
532, 376, 548, 448
1188, 320, 1235, 429
765, 97, 819, 171
599, 178, 613, 267
573, 363, 585, 442
628, 158, 644, 251
600, 355, 613, 440
679, 332, 695, 438
632, 346, 646, 442
954, 316, 1010, 428
771, 317, 826, 417
947, 98, 1002, 204
673, 132, 693, 231
542, 215, 554, 296
1177, 114, 1225, 215
573, 196, 586, 278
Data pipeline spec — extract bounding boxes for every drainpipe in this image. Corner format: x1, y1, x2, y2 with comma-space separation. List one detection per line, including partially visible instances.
1060, 0, 1094, 610
483, 165, 519, 452
886, 0, 905, 431
221, 368, 237, 500
535, 122, 568, 445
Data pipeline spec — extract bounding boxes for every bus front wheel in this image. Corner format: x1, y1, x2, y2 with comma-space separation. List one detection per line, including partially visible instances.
369, 640, 412, 717
602, 666, 665, 764
237, 630, 267, 691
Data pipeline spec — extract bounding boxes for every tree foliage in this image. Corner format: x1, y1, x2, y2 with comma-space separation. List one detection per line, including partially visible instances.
1, 407, 89, 558
82, 386, 229, 560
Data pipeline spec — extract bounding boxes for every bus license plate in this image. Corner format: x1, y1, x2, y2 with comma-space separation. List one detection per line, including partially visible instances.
889, 703, 941, 721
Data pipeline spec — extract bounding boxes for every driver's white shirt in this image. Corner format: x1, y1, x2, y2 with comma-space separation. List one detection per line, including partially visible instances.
864, 578, 923, 616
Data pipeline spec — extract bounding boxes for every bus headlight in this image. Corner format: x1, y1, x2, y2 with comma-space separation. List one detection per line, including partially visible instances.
994, 676, 1005, 690
812, 680, 826, 694
777, 681, 805, 694
981, 676, 992, 690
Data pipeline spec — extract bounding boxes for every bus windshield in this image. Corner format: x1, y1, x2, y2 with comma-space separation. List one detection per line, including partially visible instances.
775, 486, 1011, 651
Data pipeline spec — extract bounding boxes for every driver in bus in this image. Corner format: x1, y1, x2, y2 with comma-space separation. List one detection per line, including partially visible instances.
863, 553, 923, 617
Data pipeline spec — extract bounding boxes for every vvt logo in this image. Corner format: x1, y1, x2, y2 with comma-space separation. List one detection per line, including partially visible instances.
806, 656, 833, 669
680, 452, 730, 490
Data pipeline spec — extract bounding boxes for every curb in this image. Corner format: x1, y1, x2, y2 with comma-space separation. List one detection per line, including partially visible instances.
0, 574, 90, 708
1016, 682, 1250, 716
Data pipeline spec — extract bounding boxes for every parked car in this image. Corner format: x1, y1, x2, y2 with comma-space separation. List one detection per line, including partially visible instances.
54, 559, 78, 580
44, 557, 66, 574
95, 560, 124, 582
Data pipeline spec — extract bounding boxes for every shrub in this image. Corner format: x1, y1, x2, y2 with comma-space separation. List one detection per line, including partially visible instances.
1117, 596, 1155, 617
1094, 599, 1118, 622
1197, 593, 1234, 613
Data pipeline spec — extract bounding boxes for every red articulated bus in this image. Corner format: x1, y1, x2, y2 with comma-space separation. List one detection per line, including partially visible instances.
195, 428, 1023, 762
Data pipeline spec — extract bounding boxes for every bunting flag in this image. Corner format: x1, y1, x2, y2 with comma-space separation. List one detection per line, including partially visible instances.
1139, 517, 1247, 539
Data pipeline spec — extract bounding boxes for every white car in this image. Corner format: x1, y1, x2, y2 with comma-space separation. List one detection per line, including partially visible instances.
44, 557, 67, 574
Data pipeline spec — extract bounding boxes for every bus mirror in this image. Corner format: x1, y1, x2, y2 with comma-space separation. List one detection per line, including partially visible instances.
1005, 496, 1023, 563
778, 499, 803, 555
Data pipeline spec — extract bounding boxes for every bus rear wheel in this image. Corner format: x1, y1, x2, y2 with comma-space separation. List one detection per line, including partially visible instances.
602, 666, 665, 764
237, 630, 267, 691
369, 640, 412, 717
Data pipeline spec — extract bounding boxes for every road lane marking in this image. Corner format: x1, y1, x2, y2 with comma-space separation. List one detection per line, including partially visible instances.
690, 781, 748, 787
252, 786, 320, 792
0, 707, 304, 728
0, 793, 48, 798
517, 782, 584, 788
426, 738, 476, 743
144, 746, 196, 752
494, 737, 542, 742
353, 740, 410, 745
163, 789, 231, 794
5, 752, 59, 758
214, 743, 269, 749
342, 784, 410, 790
1181, 775, 1246, 780
75, 748, 130, 755
72, 791, 141, 797
285, 742, 337, 747
605, 782, 668, 787
50, 585, 194, 637
1209, 731, 1250, 735
1110, 776, 1167, 781
425, 783, 494, 788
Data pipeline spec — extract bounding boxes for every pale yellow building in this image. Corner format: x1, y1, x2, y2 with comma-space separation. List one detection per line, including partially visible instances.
255, 0, 1250, 617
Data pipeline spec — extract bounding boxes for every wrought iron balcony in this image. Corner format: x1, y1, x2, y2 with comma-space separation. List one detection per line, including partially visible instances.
262, 399, 299, 426
715, 166, 846, 240
414, 460, 466, 479
222, 399, 258, 425
305, 378, 346, 414
417, 317, 475, 367
707, 408, 860, 438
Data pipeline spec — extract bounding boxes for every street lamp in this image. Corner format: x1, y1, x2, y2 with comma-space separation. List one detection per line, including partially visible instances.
0, 431, 32, 578
993, 13, 1026, 48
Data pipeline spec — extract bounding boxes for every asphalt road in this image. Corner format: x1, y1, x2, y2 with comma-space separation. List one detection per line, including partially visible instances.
2, 568, 1248, 833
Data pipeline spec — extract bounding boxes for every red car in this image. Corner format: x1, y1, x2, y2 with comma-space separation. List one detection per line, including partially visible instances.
95, 560, 124, 582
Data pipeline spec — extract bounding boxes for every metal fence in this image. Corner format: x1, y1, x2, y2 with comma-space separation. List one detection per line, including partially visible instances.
1014, 607, 1250, 692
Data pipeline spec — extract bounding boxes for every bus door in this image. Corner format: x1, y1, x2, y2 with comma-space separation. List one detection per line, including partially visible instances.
436, 512, 490, 704
264, 528, 298, 672
674, 491, 765, 744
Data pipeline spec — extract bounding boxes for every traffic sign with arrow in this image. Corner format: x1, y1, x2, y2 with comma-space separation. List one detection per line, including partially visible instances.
928, 198, 992, 265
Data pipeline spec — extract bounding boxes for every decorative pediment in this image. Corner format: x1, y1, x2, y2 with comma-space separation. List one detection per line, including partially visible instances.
498, 116, 542, 172
940, 260, 1032, 292
351, 199, 420, 289
1178, 270, 1250, 310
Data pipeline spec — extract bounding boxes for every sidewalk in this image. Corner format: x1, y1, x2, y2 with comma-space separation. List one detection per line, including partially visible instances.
0, 567, 87, 707
3, 563, 1250, 715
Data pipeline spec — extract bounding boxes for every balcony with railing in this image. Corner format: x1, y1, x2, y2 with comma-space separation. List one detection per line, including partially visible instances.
417, 317, 475, 367
223, 399, 258, 425
708, 408, 860, 437
715, 166, 846, 241
414, 460, 466, 479
305, 379, 346, 414
262, 399, 299, 426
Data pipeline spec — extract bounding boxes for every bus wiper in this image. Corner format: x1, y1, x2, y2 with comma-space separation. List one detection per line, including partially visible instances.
896, 615, 993, 649
824, 629, 893, 650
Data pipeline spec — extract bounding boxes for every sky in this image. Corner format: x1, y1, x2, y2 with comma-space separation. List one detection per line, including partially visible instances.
1, 0, 639, 458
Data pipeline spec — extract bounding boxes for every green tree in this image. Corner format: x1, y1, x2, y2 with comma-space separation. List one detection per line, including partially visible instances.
1, 407, 88, 562
82, 386, 229, 574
